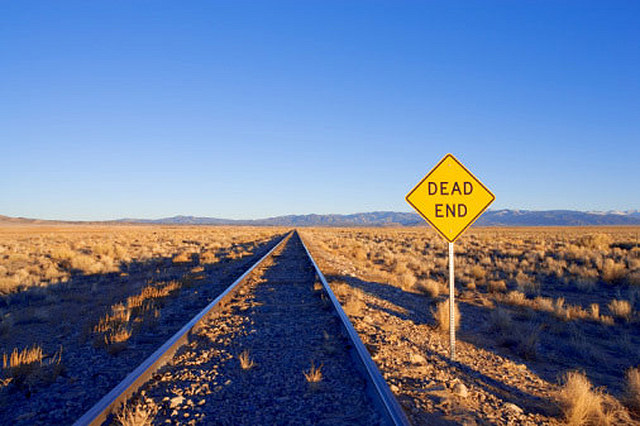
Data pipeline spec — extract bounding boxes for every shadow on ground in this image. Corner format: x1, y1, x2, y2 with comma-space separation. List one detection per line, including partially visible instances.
0, 232, 285, 425
327, 271, 637, 418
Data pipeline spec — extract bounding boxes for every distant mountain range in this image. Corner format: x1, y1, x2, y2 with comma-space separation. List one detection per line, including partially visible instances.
2, 210, 640, 227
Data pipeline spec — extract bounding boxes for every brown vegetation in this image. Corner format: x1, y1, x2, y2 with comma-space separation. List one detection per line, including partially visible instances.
0, 225, 279, 295
302, 226, 640, 423
303, 361, 323, 383
557, 370, 609, 425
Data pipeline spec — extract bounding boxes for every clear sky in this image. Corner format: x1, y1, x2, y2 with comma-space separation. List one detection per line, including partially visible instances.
1, 1, 639, 220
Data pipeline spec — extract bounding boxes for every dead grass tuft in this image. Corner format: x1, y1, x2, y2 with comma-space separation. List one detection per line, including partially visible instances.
579, 233, 612, 250
1, 344, 63, 386
589, 303, 600, 321
304, 361, 323, 383
238, 350, 255, 370
432, 299, 460, 333
489, 306, 513, 333
395, 271, 417, 291
557, 371, 609, 425
471, 265, 486, 281
172, 252, 192, 264
3, 345, 43, 369
104, 326, 132, 354
608, 299, 632, 321
602, 259, 627, 285
414, 279, 442, 298
115, 401, 157, 426
488, 280, 507, 293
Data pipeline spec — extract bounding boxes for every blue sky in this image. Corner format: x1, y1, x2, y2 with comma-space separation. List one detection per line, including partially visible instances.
1, 1, 639, 220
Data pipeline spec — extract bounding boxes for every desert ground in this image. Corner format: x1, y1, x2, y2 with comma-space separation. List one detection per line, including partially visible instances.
1, 224, 639, 424
301, 226, 640, 425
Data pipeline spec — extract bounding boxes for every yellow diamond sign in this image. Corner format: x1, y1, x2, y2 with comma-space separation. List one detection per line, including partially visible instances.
406, 154, 495, 243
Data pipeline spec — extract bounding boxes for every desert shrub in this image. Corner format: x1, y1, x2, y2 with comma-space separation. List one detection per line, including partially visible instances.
602, 259, 627, 285
505, 290, 526, 306
624, 367, 640, 415
470, 265, 486, 281
336, 286, 366, 317
489, 306, 512, 333
575, 276, 598, 292
557, 371, 607, 425
554, 297, 565, 312
352, 247, 368, 262
432, 299, 460, 332
414, 279, 442, 298
628, 271, 640, 286
608, 299, 632, 321
392, 262, 408, 275
579, 233, 612, 250
517, 322, 541, 360
172, 252, 192, 264
0, 276, 19, 295
200, 250, 218, 264
533, 296, 554, 312
395, 272, 417, 291
488, 280, 507, 293
69, 254, 103, 274
600, 315, 615, 326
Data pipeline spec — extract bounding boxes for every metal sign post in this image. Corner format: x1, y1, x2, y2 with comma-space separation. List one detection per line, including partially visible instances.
405, 153, 494, 361
448, 242, 455, 360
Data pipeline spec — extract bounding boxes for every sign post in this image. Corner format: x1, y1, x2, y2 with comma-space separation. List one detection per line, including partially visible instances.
405, 153, 494, 360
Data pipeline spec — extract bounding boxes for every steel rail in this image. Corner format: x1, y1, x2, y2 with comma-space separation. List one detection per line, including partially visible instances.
298, 232, 411, 426
74, 231, 293, 426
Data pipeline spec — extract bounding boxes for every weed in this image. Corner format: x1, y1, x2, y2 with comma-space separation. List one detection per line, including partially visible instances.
556, 371, 607, 425
488, 280, 507, 293
1, 344, 63, 386
608, 299, 632, 321
115, 401, 157, 426
238, 350, 255, 370
395, 272, 417, 291
414, 279, 442, 298
304, 361, 323, 383
432, 299, 460, 333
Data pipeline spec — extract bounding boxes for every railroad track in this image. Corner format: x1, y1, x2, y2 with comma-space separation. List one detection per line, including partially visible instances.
75, 231, 409, 425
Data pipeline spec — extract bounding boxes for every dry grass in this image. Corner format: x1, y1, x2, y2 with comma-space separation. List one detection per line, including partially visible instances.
2, 345, 43, 369
489, 306, 513, 333
395, 271, 417, 291
172, 252, 192, 264
1, 344, 63, 385
333, 283, 366, 317
303, 361, 323, 383
488, 280, 507, 293
556, 371, 608, 425
414, 279, 442, 298
432, 299, 460, 333
0, 225, 281, 296
624, 367, 640, 415
301, 226, 640, 423
608, 299, 633, 321
93, 280, 184, 353
238, 349, 255, 370
115, 401, 157, 426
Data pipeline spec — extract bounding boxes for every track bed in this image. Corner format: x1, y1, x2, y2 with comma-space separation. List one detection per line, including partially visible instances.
124, 234, 384, 424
